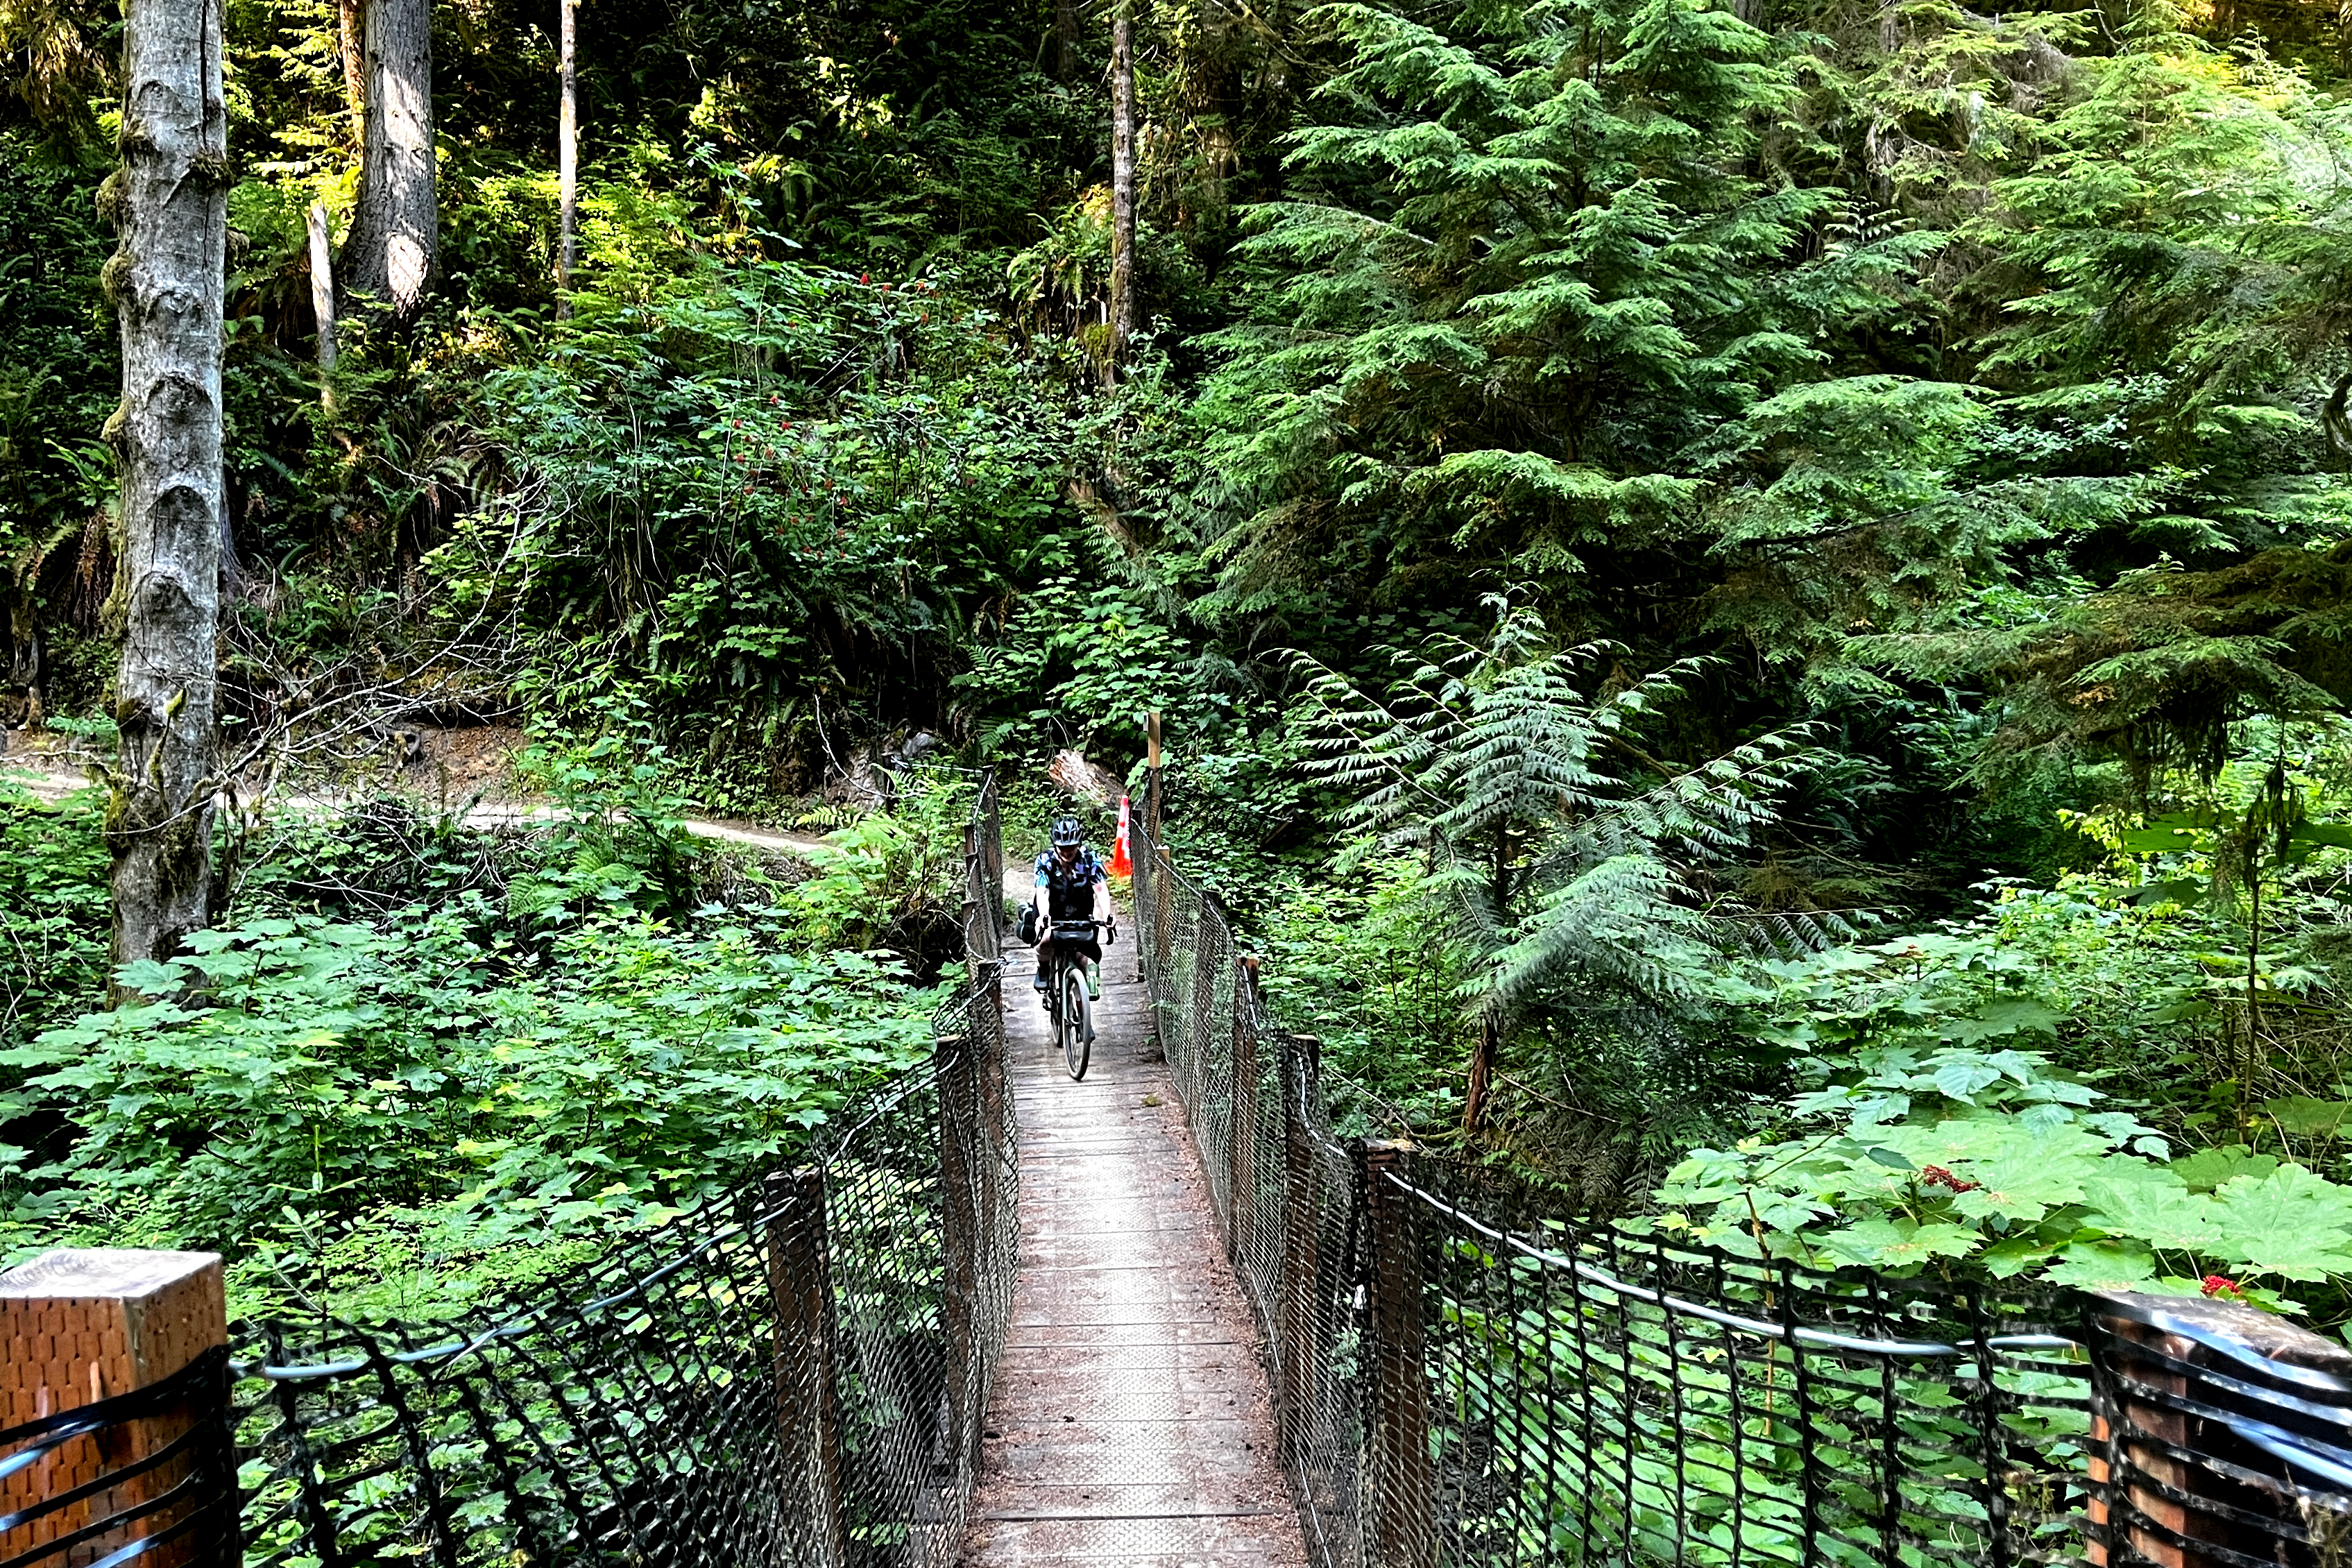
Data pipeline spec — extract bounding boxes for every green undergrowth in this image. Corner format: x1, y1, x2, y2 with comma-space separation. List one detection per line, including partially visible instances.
0, 749, 965, 1324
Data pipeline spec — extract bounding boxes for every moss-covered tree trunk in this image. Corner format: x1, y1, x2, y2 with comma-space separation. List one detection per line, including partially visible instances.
339, 0, 438, 320
338, 0, 365, 140
1108, 0, 1136, 367
103, 0, 226, 980
1054, 0, 1079, 81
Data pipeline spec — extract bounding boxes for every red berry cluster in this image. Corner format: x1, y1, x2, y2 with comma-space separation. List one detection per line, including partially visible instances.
1920, 1165, 1982, 1194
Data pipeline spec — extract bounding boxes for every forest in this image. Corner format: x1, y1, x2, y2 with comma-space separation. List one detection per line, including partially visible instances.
7, 0, 2352, 1331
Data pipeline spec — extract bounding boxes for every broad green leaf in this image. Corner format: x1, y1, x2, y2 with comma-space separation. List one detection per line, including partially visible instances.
2081, 1173, 2231, 1257
1942, 1000, 2063, 1048
2118, 825, 2204, 854
2172, 1145, 2279, 1193
2215, 1166, 2352, 1281
2043, 1243, 2158, 1289
1819, 1218, 1982, 1268
2262, 1098, 2352, 1138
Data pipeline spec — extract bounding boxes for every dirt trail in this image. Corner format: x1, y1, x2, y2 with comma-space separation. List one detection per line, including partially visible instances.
0, 746, 831, 859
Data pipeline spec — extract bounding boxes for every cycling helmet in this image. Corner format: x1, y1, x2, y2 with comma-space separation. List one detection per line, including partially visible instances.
1050, 816, 1084, 849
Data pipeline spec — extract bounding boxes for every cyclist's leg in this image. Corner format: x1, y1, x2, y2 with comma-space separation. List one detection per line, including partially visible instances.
1077, 937, 1104, 1000
1033, 932, 1053, 989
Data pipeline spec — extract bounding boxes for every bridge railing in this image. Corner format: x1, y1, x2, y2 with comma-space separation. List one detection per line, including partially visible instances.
2, 770, 1015, 1568
1129, 813, 2352, 1568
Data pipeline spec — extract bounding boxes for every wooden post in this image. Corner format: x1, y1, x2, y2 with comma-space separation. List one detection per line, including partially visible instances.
1144, 712, 1161, 845
1275, 1037, 1322, 1473
2083, 1292, 2352, 1568
937, 1034, 980, 1481
1227, 956, 1261, 1276
1364, 1142, 1435, 1568
764, 1170, 846, 1568
1, 1249, 231, 1568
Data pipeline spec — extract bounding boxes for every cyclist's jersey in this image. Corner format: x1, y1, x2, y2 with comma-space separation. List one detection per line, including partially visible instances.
1035, 849, 1107, 922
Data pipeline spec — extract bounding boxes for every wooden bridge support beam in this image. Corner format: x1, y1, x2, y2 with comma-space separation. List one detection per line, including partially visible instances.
1275, 1039, 1323, 1475
1, 1249, 232, 1568
1364, 1141, 1435, 1568
764, 1168, 847, 1568
2086, 1291, 2352, 1568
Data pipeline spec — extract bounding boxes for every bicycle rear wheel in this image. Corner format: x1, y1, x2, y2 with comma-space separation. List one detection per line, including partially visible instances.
1062, 966, 1090, 1080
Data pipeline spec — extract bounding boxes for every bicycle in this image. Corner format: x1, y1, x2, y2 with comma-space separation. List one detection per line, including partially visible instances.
1041, 917, 1113, 1080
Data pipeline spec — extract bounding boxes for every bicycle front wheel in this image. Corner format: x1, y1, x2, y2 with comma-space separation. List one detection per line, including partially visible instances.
1062, 966, 1091, 1080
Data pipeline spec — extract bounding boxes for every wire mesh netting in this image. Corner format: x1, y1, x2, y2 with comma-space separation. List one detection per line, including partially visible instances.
1377, 1165, 2093, 1568
1125, 812, 2352, 1568
213, 781, 1015, 1568
0, 1342, 239, 1568
962, 769, 1004, 975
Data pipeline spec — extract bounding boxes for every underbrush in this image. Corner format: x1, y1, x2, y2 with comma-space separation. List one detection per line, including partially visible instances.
0, 749, 969, 1321
1243, 808, 2352, 1326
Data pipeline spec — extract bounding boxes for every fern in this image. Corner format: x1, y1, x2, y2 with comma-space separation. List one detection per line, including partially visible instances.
1297, 593, 1832, 1055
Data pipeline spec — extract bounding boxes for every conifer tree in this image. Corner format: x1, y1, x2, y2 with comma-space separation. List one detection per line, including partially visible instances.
556, 0, 577, 318
102, 0, 226, 979
1200, 0, 1837, 620
339, 0, 438, 320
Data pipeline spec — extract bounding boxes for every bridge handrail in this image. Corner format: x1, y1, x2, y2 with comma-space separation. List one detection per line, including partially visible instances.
0, 770, 1019, 1568
1125, 806, 2352, 1568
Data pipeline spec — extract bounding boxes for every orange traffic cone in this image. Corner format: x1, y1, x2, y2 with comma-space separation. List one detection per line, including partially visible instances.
1110, 794, 1133, 876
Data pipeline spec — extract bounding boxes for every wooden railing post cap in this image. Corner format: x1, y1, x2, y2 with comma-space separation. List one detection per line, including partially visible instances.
763, 1166, 824, 1201
0, 1248, 221, 1302
1363, 1139, 1414, 1173
1, 1248, 226, 1402
2090, 1288, 2352, 1376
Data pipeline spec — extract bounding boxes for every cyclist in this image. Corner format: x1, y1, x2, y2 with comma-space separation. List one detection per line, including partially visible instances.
1032, 815, 1114, 999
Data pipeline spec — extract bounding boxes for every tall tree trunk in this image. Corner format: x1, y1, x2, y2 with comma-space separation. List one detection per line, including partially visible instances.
339, 0, 438, 321
307, 201, 338, 371
1107, 0, 1136, 370
555, 0, 577, 318
1463, 1009, 1498, 1134
338, 0, 365, 142
1054, 0, 1079, 81
104, 0, 227, 982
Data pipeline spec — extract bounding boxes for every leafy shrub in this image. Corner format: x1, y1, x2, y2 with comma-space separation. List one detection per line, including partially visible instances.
0, 780, 108, 1053
1655, 1041, 2352, 1312
0, 907, 933, 1306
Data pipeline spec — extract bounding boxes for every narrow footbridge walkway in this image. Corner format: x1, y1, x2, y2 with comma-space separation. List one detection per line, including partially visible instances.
962, 900, 1304, 1568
